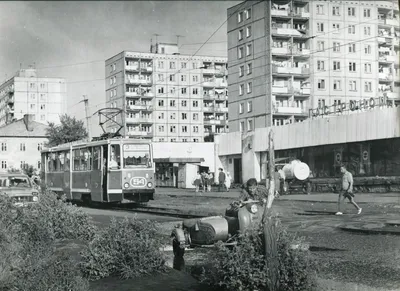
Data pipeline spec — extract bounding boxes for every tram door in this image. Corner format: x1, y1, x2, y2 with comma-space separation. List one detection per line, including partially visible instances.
90, 146, 103, 202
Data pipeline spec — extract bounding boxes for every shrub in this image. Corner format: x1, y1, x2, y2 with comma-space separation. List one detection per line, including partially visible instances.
201, 219, 317, 291
80, 216, 167, 280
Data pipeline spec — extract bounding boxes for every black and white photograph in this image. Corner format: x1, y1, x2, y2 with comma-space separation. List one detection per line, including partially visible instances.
0, 1, 399, 290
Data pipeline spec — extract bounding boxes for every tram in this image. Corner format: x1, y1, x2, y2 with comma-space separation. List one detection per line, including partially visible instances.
41, 137, 155, 203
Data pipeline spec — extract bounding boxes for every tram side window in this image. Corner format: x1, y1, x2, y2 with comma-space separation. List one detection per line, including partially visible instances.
93, 147, 101, 170
73, 149, 81, 171
79, 148, 92, 171
64, 152, 70, 171
110, 145, 121, 169
123, 144, 150, 168
59, 152, 65, 171
47, 153, 54, 172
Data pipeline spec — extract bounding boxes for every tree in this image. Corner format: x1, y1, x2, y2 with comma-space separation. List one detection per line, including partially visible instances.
46, 114, 88, 147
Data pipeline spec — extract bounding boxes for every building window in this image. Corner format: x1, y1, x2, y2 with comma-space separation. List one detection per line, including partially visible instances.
333, 99, 342, 107
193, 100, 199, 107
238, 29, 243, 40
348, 25, 355, 34
247, 63, 252, 74
364, 8, 371, 18
181, 100, 187, 107
193, 138, 199, 143
40, 94, 46, 101
238, 47, 244, 59
245, 8, 251, 19
332, 23, 340, 32
192, 88, 198, 95
1, 161, 7, 169
158, 61, 164, 69
181, 75, 187, 82
318, 99, 325, 109
182, 138, 188, 143
157, 87, 164, 94
333, 42, 340, 52
317, 41, 325, 51
333, 61, 341, 71
364, 26, 371, 35
349, 62, 356, 72
30, 83, 35, 89
30, 104, 36, 110
30, 93, 36, 100
193, 126, 199, 133
193, 113, 199, 120
348, 43, 356, 53
37, 143, 43, 151
246, 26, 252, 37
1, 143, 6, 151
238, 11, 243, 23
364, 45, 371, 54
247, 119, 253, 131
193, 75, 198, 82
158, 125, 164, 132
170, 100, 176, 107
316, 4, 324, 14
192, 62, 197, 69
333, 80, 341, 90
20, 143, 26, 151
364, 63, 372, 73
181, 62, 187, 69
364, 82, 372, 92
40, 83, 45, 89
246, 44, 252, 56
247, 101, 252, 112
240, 121, 244, 132
158, 100, 164, 107
40, 104, 46, 110
317, 60, 325, 71
170, 126, 176, 133
158, 113, 164, 119
40, 115, 45, 121
181, 113, 187, 120
239, 103, 244, 114
318, 79, 325, 89
182, 126, 188, 133
349, 80, 357, 91
239, 84, 244, 95
169, 75, 175, 82
239, 66, 244, 77
181, 88, 187, 94
169, 62, 176, 69
317, 22, 324, 32
332, 6, 340, 16
348, 7, 355, 16
247, 82, 252, 93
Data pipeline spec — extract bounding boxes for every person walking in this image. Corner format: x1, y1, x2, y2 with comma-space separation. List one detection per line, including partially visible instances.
206, 170, 214, 192
225, 172, 232, 192
200, 171, 207, 192
336, 165, 362, 215
218, 168, 226, 192
192, 171, 202, 193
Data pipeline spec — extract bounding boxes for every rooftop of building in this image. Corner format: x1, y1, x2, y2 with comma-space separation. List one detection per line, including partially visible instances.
0, 67, 65, 89
0, 114, 48, 138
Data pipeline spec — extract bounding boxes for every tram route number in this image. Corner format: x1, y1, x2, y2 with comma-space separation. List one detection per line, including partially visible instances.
130, 177, 147, 187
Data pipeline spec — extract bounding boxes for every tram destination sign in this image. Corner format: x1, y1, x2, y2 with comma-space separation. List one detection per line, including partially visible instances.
309, 95, 395, 118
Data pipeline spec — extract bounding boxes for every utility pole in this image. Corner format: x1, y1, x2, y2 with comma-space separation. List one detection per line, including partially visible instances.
82, 95, 91, 140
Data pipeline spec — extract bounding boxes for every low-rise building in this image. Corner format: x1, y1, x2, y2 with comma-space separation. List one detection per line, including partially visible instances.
0, 114, 47, 172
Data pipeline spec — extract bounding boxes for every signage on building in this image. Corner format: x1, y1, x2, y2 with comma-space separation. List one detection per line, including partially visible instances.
309, 95, 395, 118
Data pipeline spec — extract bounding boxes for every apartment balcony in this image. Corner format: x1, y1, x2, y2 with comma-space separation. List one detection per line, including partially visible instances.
215, 95, 228, 101
127, 104, 153, 111
203, 94, 215, 100
378, 36, 393, 45
214, 107, 229, 113
272, 27, 303, 37
203, 81, 216, 88
381, 91, 399, 99
394, 38, 400, 47
273, 106, 307, 116
125, 65, 139, 71
272, 65, 292, 76
271, 9, 289, 17
204, 119, 227, 125
203, 106, 214, 112
126, 91, 141, 97
291, 11, 310, 18
379, 73, 393, 82
272, 47, 290, 55
126, 78, 152, 85
202, 68, 216, 75
142, 91, 155, 98
294, 88, 311, 97
140, 66, 153, 73
292, 48, 310, 57
126, 117, 154, 124
386, 18, 400, 26
6, 107, 14, 114
379, 54, 397, 63
7, 87, 14, 94
215, 80, 228, 88
127, 131, 153, 138
293, 67, 310, 77
7, 97, 14, 104
272, 85, 293, 95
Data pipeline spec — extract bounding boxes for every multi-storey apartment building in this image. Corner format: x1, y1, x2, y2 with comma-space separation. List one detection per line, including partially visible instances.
0, 67, 67, 126
105, 43, 228, 142
227, 0, 399, 132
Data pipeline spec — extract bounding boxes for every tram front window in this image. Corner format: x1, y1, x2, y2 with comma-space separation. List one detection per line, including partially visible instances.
123, 144, 150, 168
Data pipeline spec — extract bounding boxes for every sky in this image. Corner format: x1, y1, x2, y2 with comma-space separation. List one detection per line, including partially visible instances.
0, 0, 240, 137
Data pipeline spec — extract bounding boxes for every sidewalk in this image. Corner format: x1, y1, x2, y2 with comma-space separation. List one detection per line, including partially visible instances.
155, 187, 400, 204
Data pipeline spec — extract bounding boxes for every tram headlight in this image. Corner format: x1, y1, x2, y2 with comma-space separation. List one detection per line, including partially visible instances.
124, 182, 130, 189
250, 204, 258, 214
147, 182, 153, 188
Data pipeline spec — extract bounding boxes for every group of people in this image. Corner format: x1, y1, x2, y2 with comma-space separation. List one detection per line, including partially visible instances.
192, 168, 233, 193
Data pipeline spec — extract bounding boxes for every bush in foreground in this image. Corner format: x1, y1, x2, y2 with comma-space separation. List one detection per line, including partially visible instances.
80, 216, 167, 280
201, 220, 317, 291
0, 191, 92, 291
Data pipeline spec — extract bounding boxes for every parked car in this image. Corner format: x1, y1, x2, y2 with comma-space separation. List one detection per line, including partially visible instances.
0, 173, 39, 207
